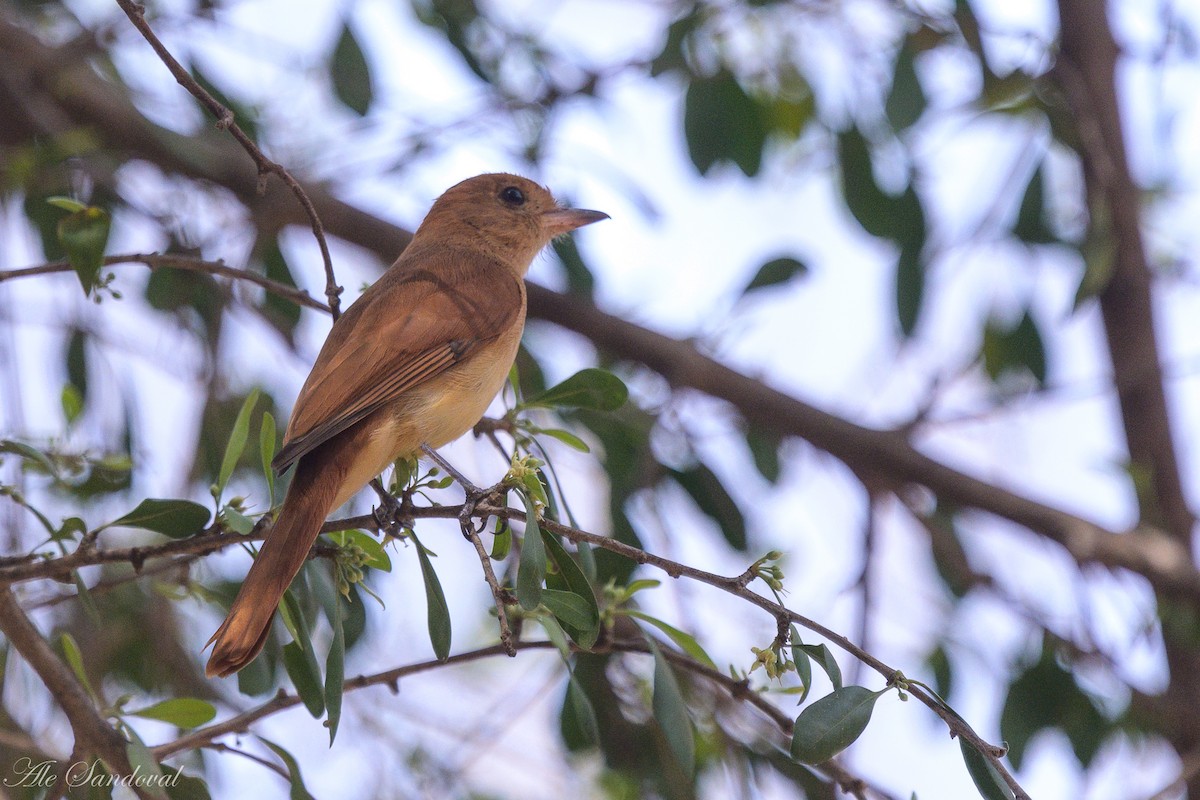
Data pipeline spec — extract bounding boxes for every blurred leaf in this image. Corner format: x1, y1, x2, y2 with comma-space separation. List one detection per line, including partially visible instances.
109, 499, 210, 539
647, 637, 695, 778
1001, 638, 1108, 768
960, 739, 1017, 800
551, 235, 595, 300
216, 389, 261, 500
66, 327, 88, 401
542, 589, 594, 631
410, 530, 452, 660
625, 610, 716, 670
521, 368, 628, 412
60, 633, 96, 701
669, 463, 747, 551
517, 489, 546, 610
886, 43, 927, 132
1074, 204, 1116, 309
837, 128, 895, 239
61, 384, 84, 425
331, 21, 374, 116
260, 411, 277, 503
261, 738, 317, 800
896, 238, 924, 337
57, 205, 110, 296
981, 309, 1047, 388
927, 644, 954, 702
164, 773, 213, 800
0, 439, 57, 474
650, 10, 698, 76
684, 69, 767, 177
791, 685, 882, 764
741, 256, 809, 297
124, 735, 169, 800
255, 236, 302, 342
191, 66, 258, 141
490, 522, 512, 560
127, 698, 217, 728
745, 425, 783, 484
145, 266, 224, 345
1014, 163, 1056, 244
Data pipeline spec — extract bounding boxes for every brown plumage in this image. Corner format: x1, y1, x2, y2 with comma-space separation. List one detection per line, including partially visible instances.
205, 174, 607, 677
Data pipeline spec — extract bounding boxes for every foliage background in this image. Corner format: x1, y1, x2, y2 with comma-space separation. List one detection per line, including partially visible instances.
2, 0, 1200, 798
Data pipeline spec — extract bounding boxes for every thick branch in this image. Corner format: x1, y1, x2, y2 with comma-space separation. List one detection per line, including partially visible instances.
1054, 0, 1194, 544
0, 588, 153, 798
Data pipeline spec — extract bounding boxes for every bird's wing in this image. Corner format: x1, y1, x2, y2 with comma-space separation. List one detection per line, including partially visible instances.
272, 251, 524, 472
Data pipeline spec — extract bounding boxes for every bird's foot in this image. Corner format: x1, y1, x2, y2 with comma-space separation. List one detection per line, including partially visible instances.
370, 478, 411, 540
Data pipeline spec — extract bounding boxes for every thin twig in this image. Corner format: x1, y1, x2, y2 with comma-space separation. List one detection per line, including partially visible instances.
0, 254, 329, 312
110, 0, 342, 319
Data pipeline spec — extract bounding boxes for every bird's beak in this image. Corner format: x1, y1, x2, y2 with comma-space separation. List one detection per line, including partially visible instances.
541, 207, 610, 238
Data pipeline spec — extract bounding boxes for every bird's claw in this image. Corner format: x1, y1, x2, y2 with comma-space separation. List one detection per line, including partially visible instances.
459, 481, 507, 538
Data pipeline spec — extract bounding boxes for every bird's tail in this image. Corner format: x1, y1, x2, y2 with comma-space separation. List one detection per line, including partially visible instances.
205, 461, 340, 678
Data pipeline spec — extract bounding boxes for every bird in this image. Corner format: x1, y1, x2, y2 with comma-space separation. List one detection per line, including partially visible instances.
205, 173, 608, 677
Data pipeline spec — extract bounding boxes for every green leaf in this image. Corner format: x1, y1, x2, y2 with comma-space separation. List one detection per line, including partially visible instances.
981, 309, 1048, 388
563, 669, 601, 747
323, 583, 346, 744
520, 368, 628, 412
669, 464, 747, 551
255, 236, 302, 340
216, 389, 260, 500
535, 427, 591, 453
127, 698, 217, 728
886, 43, 927, 132
1014, 163, 1056, 244
541, 530, 599, 648
684, 69, 767, 176
221, 506, 255, 535
741, 256, 809, 297
261, 738, 317, 800
790, 685, 883, 764
109, 499, 210, 539
791, 626, 813, 703
541, 589, 595, 632
490, 522, 512, 560
410, 530, 452, 660
795, 642, 842, 691
960, 739, 1017, 800
837, 128, 894, 239
283, 641, 325, 718
56, 205, 110, 296
625, 610, 716, 670
516, 490, 546, 611
331, 21, 373, 115
260, 411, 277, 503
647, 637, 695, 778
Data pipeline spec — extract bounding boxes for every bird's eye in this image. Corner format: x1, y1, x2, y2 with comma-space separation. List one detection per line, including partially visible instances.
499, 186, 526, 206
